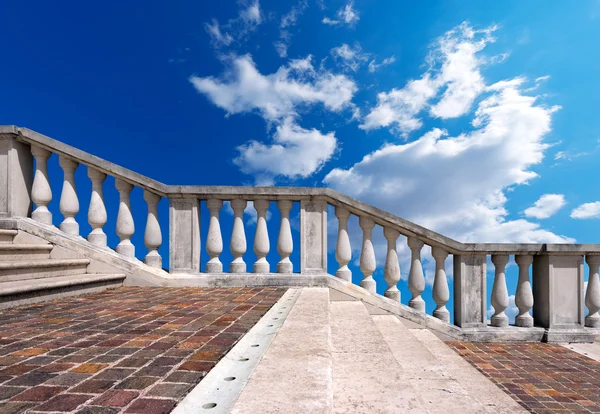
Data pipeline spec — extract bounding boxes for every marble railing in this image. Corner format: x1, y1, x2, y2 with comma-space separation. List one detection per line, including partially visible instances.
1, 126, 600, 341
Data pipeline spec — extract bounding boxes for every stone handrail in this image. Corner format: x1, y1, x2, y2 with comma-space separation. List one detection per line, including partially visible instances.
1, 125, 599, 342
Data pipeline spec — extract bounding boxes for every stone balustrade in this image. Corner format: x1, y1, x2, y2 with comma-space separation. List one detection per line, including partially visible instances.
2, 125, 600, 343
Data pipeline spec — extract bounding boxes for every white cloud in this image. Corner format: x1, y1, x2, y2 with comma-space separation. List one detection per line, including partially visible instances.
326, 73, 573, 244
275, 0, 309, 58
204, 1, 262, 49
523, 194, 566, 219
322, 1, 360, 26
360, 22, 497, 135
571, 202, 600, 219
190, 54, 356, 182
368, 56, 396, 73
330, 43, 369, 71
205, 19, 233, 48
240, 0, 262, 26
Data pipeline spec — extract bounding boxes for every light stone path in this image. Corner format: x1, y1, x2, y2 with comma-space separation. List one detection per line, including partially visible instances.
231, 287, 526, 413
563, 342, 600, 362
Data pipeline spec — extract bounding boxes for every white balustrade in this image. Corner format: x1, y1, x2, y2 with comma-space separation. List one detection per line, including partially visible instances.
115, 179, 135, 257
87, 169, 108, 246
515, 255, 534, 327
143, 190, 162, 268
432, 246, 450, 322
58, 156, 79, 235
206, 199, 223, 273
490, 254, 509, 327
277, 200, 293, 273
253, 199, 270, 273
585, 256, 600, 328
359, 216, 376, 294
335, 207, 352, 281
31, 146, 53, 225
230, 199, 247, 273
383, 227, 400, 301
407, 237, 426, 312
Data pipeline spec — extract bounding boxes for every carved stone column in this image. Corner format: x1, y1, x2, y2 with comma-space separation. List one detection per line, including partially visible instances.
58, 156, 79, 235
383, 227, 400, 301
230, 199, 247, 273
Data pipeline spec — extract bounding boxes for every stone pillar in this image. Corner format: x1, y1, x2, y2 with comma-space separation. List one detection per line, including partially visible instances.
87, 169, 108, 247
515, 255, 534, 327
169, 198, 200, 274
300, 198, 327, 274
359, 216, 376, 294
453, 254, 486, 328
206, 199, 223, 273
30, 145, 53, 225
253, 199, 270, 273
230, 199, 247, 273
491, 254, 510, 328
143, 190, 162, 268
585, 256, 600, 328
408, 237, 426, 312
533, 254, 587, 342
115, 179, 135, 258
383, 227, 400, 301
432, 246, 450, 323
335, 206, 352, 281
0, 129, 33, 218
58, 156, 79, 236
277, 200, 293, 274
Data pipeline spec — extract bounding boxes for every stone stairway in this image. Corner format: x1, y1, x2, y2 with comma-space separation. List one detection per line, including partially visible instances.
231, 287, 525, 413
0, 229, 126, 309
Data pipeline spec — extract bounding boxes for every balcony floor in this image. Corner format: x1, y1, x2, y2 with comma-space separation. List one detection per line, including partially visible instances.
0, 286, 285, 413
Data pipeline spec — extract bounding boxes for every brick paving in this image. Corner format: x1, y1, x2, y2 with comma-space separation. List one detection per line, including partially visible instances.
448, 342, 600, 413
0, 286, 285, 414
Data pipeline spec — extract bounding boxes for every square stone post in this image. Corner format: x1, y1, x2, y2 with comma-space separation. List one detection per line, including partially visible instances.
0, 127, 33, 218
300, 198, 327, 274
453, 254, 487, 328
532, 254, 591, 342
169, 198, 200, 274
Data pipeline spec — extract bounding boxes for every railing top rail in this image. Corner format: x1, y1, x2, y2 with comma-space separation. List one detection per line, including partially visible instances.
4, 125, 600, 255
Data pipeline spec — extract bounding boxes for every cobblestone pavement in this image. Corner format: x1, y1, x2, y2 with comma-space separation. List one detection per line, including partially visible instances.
0, 286, 285, 414
448, 342, 600, 413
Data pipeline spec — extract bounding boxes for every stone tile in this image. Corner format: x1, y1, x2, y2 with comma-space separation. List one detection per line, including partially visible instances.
70, 363, 109, 374
76, 407, 120, 414
124, 398, 177, 414
35, 393, 92, 411
91, 390, 139, 407
93, 368, 136, 381
0, 402, 36, 414
10, 385, 66, 401
146, 382, 193, 399
114, 376, 156, 390
164, 370, 205, 384
5, 372, 55, 387
0, 386, 26, 401
71, 379, 115, 394
44, 372, 91, 386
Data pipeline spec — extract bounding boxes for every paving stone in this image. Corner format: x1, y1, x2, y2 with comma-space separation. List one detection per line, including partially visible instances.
164, 370, 206, 383
124, 397, 177, 414
91, 390, 139, 407
146, 382, 193, 399
5, 372, 55, 387
0, 402, 36, 414
0, 386, 26, 401
76, 406, 120, 414
35, 393, 92, 411
9, 385, 66, 401
71, 379, 115, 394
114, 376, 156, 390
44, 373, 91, 386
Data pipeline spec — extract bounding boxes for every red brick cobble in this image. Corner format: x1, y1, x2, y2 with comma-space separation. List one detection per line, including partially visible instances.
448, 342, 600, 413
0, 286, 285, 413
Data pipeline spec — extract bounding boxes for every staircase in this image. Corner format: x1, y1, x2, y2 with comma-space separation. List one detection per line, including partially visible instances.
0, 229, 126, 309
231, 287, 525, 413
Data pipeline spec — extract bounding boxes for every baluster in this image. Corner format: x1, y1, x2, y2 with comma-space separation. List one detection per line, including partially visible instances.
58, 156, 79, 235
408, 237, 426, 312
115, 179, 135, 257
515, 255, 534, 327
87, 169, 107, 246
335, 207, 351, 281
206, 199, 223, 273
31, 146, 53, 225
253, 199, 270, 273
585, 256, 600, 327
383, 228, 400, 301
143, 190, 162, 268
230, 199, 247, 273
491, 254, 509, 327
277, 200, 293, 273
359, 216, 376, 294
432, 246, 450, 322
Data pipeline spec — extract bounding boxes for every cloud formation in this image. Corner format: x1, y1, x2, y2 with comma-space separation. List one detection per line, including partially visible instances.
571, 202, 600, 219
524, 194, 566, 219
205, 1, 263, 49
330, 43, 369, 71
322, 1, 360, 26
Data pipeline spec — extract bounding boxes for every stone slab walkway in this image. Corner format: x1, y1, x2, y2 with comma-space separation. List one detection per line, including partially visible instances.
0, 286, 285, 414
448, 342, 600, 413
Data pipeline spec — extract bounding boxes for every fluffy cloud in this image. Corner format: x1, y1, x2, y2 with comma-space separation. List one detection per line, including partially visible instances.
326, 77, 572, 244
524, 194, 566, 219
190, 55, 356, 182
368, 56, 396, 73
205, 1, 262, 49
275, 0, 309, 58
571, 202, 600, 219
330, 43, 369, 71
205, 19, 233, 48
360, 22, 497, 135
322, 1, 360, 26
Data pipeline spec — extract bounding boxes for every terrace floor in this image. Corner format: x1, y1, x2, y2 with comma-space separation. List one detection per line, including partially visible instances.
0, 287, 285, 414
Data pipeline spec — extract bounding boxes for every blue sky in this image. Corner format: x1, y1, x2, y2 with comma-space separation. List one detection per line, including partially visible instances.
2, 0, 600, 320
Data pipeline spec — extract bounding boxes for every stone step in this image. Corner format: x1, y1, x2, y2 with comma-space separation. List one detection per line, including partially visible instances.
372, 315, 527, 413
0, 273, 126, 309
231, 287, 332, 414
0, 258, 90, 282
0, 244, 54, 260
0, 229, 17, 243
